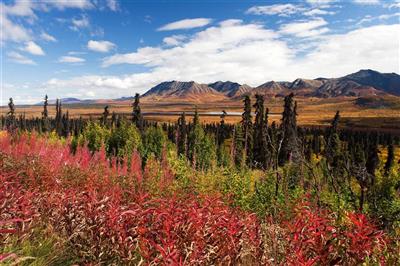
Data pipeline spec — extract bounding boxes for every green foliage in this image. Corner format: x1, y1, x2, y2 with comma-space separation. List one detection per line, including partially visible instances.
196, 133, 217, 171
142, 125, 166, 162
367, 171, 400, 230
107, 121, 142, 158
79, 122, 110, 152
1, 227, 76, 266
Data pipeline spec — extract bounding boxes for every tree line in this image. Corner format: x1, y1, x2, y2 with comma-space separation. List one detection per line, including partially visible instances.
2, 93, 399, 214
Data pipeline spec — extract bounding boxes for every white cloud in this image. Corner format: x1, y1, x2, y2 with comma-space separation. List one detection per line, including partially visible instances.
0, 0, 93, 44
87, 40, 116, 52
157, 18, 212, 31
0, 12, 31, 43
58, 56, 86, 63
7, 51, 36, 65
304, 9, 335, 16
379, 12, 400, 20
306, 0, 337, 4
357, 13, 400, 25
163, 35, 187, 46
47, 0, 93, 10
21, 41, 45, 55
298, 24, 399, 78
353, 0, 380, 5
246, 4, 305, 16
68, 51, 86, 55
106, 0, 119, 11
385, 2, 400, 9
40, 32, 57, 42
42, 21, 396, 100
279, 18, 329, 37
70, 15, 90, 31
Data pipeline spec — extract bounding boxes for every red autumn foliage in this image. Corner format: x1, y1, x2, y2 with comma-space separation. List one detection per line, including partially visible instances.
0, 133, 392, 264
284, 197, 387, 265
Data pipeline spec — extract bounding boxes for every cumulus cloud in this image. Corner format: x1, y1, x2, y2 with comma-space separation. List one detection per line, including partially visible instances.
297, 24, 399, 78
42, 21, 398, 100
70, 15, 90, 31
246, 4, 305, 16
163, 35, 187, 46
46, 0, 93, 10
40, 32, 57, 42
58, 56, 86, 63
87, 40, 116, 52
306, 0, 337, 4
353, 0, 380, 5
304, 9, 335, 16
157, 18, 212, 31
279, 18, 329, 37
7, 51, 36, 65
21, 41, 45, 55
0, 12, 31, 43
0, 0, 92, 44
106, 0, 119, 11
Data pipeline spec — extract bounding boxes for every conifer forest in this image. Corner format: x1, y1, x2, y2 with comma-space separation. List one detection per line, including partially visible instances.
1, 93, 399, 265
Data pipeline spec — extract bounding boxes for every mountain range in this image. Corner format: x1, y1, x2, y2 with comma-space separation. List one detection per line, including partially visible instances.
143, 69, 400, 101
39, 69, 400, 105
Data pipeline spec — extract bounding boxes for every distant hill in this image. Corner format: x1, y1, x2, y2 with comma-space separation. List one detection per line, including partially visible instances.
344, 69, 400, 96
143, 81, 227, 101
35, 69, 399, 105
35, 97, 94, 105
208, 81, 252, 97
142, 69, 399, 100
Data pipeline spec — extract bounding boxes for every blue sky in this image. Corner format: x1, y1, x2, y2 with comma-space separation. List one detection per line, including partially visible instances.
1, 0, 399, 104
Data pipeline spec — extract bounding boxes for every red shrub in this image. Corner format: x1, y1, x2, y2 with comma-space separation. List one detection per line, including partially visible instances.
285, 198, 387, 265
0, 133, 391, 265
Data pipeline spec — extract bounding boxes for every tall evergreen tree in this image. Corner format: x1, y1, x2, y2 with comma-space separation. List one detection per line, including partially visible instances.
177, 112, 187, 157
188, 107, 201, 167
102, 105, 110, 125
41, 95, 49, 132
42, 95, 48, 119
7, 98, 15, 118
325, 111, 341, 166
231, 124, 244, 167
241, 95, 253, 165
55, 99, 63, 135
366, 137, 379, 181
312, 133, 321, 158
384, 138, 395, 176
279, 93, 299, 165
252, 94, 267, 168
218, 110, 227, 146
132, 93, 144, 131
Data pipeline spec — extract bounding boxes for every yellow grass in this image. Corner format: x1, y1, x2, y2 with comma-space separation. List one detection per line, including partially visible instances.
1, 97, 399, 131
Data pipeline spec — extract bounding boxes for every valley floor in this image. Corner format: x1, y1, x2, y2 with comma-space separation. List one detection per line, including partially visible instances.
2, 97, 400, 132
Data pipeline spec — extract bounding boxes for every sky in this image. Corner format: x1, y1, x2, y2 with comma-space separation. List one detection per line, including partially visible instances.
1, 0, 399, 105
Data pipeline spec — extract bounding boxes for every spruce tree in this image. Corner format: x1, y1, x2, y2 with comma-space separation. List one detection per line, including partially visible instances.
325, 111, 341, 167
279, 93, 299, 165
42, 95, 48, 119
177, 112, 187, 157
41, 95, 49, 132
218, 110, 227, 146
188, 107, 202, 168
132, 93, 144, 131
7, 98, 15, 118
384, 138, 395, 176
232, 124, 244, 167
312, 133, 320, 158
102, 105, 110, 125
366, 137, 379, 181
55, 99, 62, 135
252, 94, 267, 168
241, 95, 253, 165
